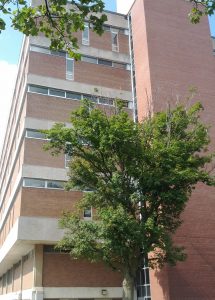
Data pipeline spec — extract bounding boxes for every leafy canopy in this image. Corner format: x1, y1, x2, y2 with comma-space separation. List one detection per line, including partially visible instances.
189, 0, 215, 24
44, 101, 215, 279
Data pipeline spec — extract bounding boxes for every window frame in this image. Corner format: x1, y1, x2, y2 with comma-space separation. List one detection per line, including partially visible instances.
83, 207, 92, 220
82, 23, 90, 45
66, 54, 74, 80
111, 30, 119, 52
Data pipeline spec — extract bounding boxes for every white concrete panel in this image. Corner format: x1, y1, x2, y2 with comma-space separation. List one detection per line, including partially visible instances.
27, 74, 132, 100
44, 287, 122, 299
17, 216, 64, 242
0, 287, 122, 300
25, 117, 72, 130
22, 165, 68, 181
0, 216, 64, 275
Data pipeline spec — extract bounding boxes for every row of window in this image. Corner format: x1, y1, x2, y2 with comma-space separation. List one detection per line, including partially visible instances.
26, 129, 46, 140
28, 84, 131, 108
23, 178, 65, 189
0, 250, 33, 289
81, 55, 130, 70
30, 45, 130, 70
23, 177, 93, 194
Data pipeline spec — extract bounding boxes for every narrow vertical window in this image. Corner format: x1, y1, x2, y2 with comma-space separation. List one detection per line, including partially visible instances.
83, 207, 92, 219
65, 153, 71, 168
66, 54, 74, 80
111, 31, 119, 52
82, 23, 90, 45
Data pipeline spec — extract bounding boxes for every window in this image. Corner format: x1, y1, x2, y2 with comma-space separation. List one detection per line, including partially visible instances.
111, 31, 119, 52
83, 94, 98, 103
81, 56, 97, 64
27, 85, 130, 108
66, 91, 82, 100
98, 98, 113, 106
26, 129, 46, 140
47, 180, 64, 189
65, 153, 71, 168
136, 258, 151, 300
98, 58, 112, 66
49, 88, 66, 98
23, 178, 45, 188
30, 45, 66, 57
23, 178, 65, 189
82, 23, 90, 45
66, 54, 74, 80
28, 85, 48, 95
7, 269, 12, 285
113, 62, 127, 69
83, 207, 92, 219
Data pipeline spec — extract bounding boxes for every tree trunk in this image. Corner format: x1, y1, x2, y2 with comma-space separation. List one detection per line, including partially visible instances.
122, 272, 135, 300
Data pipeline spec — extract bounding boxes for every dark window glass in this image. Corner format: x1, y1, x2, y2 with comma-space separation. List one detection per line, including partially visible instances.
83, 94, 98, 103
47, 181, 64, 189
26, 129, 46, 139
82, 56, 97, 64
84, 208, 92, 218
98, 98, 113, 106
103, 25, 110, 31
49, 88, 65, 98
24, 178, 45, 188
98, 59, 112, 66
29, 85, 48, 95
66, 92, 82, 100
50, 50, 66, 57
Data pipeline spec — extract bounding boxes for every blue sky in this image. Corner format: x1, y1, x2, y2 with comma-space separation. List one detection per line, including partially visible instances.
209, 15, 215, 36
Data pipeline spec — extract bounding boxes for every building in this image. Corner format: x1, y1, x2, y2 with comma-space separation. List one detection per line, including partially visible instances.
0, 0, 214, 299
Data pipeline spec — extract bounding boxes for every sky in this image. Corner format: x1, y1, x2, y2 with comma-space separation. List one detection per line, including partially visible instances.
0, 0, 215, 153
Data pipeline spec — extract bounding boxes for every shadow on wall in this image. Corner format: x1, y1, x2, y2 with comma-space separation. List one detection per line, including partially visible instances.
154, 242, 215, 300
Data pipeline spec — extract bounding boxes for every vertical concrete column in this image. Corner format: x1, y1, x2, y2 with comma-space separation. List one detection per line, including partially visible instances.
32, 245, 44, 300
20, 257, 24, 300
12, 265, 14, 293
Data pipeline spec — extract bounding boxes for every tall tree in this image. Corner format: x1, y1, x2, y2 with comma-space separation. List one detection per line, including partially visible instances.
44, 101, 215, 300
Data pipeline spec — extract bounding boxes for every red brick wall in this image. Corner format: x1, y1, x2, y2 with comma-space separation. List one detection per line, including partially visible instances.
26, 93, 80, 123
131, 0, 215, 299
21, 188, 82, 218
28, 52, 131, 91
43, 253, 122, 287
24, 138, 64, 169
